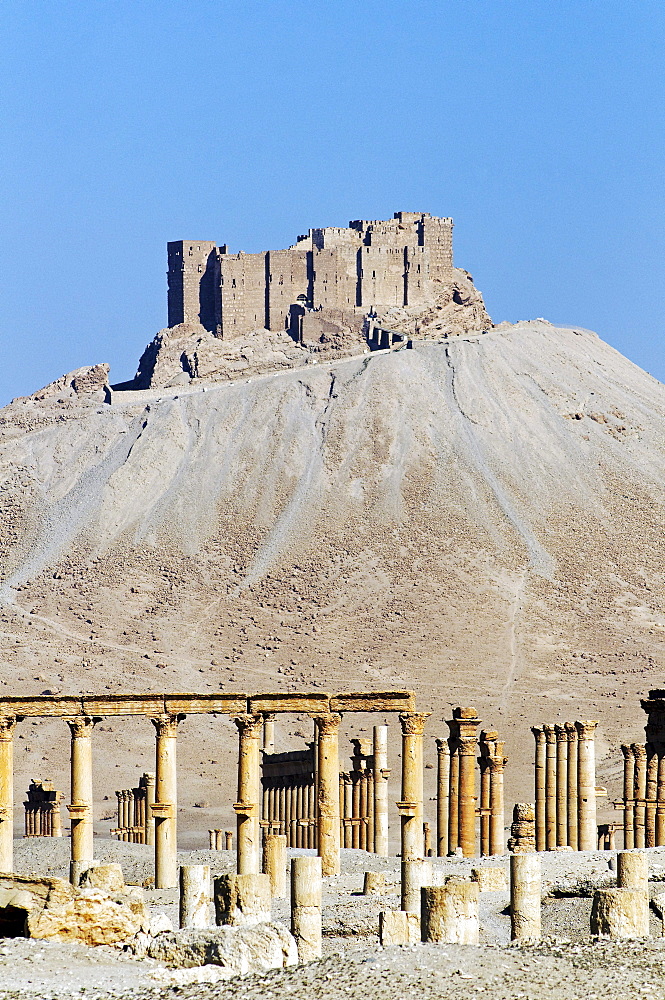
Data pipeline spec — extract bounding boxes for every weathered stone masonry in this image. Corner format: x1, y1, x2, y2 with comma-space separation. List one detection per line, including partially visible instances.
167, 212, 454, 339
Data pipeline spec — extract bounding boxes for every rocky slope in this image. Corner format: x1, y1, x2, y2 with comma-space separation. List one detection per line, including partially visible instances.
1, 320, 664, 840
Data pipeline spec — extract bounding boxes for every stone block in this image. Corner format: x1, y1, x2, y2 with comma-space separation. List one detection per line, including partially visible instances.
80, 864, 125, 893
363, 871, 388, 895
214, 873, 271, 926
378, 910, 420, 946
471, 867, 507, 891
147, 924, 298, 974
591, 888, 649, 939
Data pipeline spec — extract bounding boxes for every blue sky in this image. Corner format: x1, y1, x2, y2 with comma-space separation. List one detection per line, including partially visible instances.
1, 1, 663, 405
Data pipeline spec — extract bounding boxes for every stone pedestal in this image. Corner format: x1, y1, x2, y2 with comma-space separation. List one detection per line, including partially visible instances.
421, 880, 479, 944
510, 853, 541, 941
151, 714, 182, 889
0, 717, 18, 874
291, 856, 322, 962
591, 887, 649, 939
373, 725, 389, 857
576, 720, 598, 851
234, 714, 263, 876
435, 738, 449, 858
314, 713, 341, 876
65, 716, 97, 884
179, 864, 211, 928
214, 872, 271, 926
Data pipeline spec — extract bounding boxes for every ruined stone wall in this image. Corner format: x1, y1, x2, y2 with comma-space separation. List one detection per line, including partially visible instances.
167, 241, 219, 333
219, 252, 267, 338
168, 213, 456, 340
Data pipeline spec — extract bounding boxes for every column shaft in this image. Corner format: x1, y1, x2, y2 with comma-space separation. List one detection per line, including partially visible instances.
565, 723, 578, 850
646, 747, 658, 848
315, 713, 341, 876
435, 738, 449, 857
543, 725, 556, 851
576, 720, 598, 851
555, 725, 568, 847
448, 741, 459, 852
398, 713, 429, 860
66, 716, 96, 877
458, 736, 477, 858
479, 761, 490, 856
633, 744, 647, 849
0, 718, 17, 873
152, 714, 182, 889
532, 727, 546, 851
621, 745, 635, 850
489, 755, 507, 856
657, 753, 665, 846
373, 725, 389, 856
234, 714, 262, 875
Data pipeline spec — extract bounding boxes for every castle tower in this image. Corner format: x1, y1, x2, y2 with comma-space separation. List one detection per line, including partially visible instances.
167, 241, 220, 334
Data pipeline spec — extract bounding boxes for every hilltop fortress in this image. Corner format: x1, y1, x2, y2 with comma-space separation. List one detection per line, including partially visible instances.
130, 211, 492, 389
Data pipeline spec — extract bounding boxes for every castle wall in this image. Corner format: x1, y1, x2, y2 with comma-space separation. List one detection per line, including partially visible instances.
266, 247, 311, 332
167, 241, 220, 333
219, 252, 268, 338
312, 246, 359, 310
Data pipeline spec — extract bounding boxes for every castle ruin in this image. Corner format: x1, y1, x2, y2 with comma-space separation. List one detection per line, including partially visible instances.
167, 212, 454, 341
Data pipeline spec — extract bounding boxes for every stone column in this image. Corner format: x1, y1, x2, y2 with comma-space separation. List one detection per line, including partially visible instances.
262, 714, 276, 754
458, 736, 477, 859
314, 713, 341, 876
621, 744, 636, 850
234, 714, 263, 876
144, 772, 155, 846
646, 747, 658, 848
617, 850, 648, 891
400, 858, 432, 913
543, 724, 557, 851
488, 752, 507, 856
397, 713, 429, 861
151, 713, 182, 889
225, 830, 233, 850
291, 856, 322, 962
0, 717, 18, 873
478, 756, 490, 857
591, 888, 649, 939
531, 727, 546, 852
657, 753, 665, 847
51, 794, 62, 838
565, 723, 578, 850
373, 725, 389, 857
555, 725, 568, 847
633, 743, 647, 849
65, 716, 97, 884
214, 873, 271, 926
263, 833, 287, 898
576, 720, 598, 851
435, 738, 449, 858
510, 853, 541, 940
179, 864, 211, 928
421, 880, 479, 945
447, 725, 460, 853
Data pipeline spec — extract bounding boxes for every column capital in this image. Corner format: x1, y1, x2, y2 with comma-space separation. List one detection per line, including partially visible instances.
435, 738, 450, 756
458, 735, 477, 756
261, 712, 276, 723
233, 713, 263, 738
531, 725, 545, 744
542, 724, 557, 744
564, 722, 578, 739
64, 716, 98, 738
621, 743, 636, 760
150, 713, 184, 738
0, 716, 19, 741
399, 712, 430, 736
313, 712, 342, 736
632, 743, 647, 762
554, 724, 568, 742
487, 754, 508, 774
575, 720, 599, 739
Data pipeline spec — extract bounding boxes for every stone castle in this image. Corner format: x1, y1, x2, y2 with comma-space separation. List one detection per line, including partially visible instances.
131, 211, 490, 389
167, 212, 454, 341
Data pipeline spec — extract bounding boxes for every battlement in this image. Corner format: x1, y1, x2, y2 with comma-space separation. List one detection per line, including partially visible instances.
166, 212, 455, 338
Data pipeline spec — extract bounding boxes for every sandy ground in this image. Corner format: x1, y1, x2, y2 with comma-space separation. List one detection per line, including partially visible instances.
2, 839, 665, 998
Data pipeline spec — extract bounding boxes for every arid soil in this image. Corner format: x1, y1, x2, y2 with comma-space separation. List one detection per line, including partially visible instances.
3, 840, 665, 999
1, 321, 665, 841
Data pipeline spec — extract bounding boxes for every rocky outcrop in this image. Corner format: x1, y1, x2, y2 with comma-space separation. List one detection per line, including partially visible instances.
145, 923, 298, 974
0, 872, 149, 946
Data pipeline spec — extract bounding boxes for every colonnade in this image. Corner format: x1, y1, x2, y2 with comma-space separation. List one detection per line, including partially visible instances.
621, 689, 665, 849
23, 780, 63, 837
437, 709, 507, 858
0, 691, 417, 886
531, 720, 598, 851
112, 773, 155, 844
